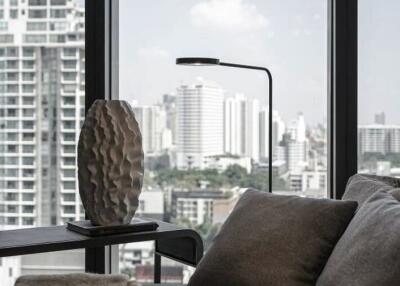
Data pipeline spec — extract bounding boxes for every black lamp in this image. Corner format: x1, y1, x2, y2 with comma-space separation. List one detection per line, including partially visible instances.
176, 57, 273, 192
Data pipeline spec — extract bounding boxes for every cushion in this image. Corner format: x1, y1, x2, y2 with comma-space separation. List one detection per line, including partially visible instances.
316, 191, 400, 286
390, 188, 400, 201
343, 174, 400, 209
14, 273, 136, 286
188, 189, 357, 286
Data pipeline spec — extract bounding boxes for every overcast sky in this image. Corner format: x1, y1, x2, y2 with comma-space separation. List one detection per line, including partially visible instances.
117, 0, 400, 125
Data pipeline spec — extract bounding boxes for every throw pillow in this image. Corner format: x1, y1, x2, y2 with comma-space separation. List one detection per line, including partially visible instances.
188, 189, 357, 286
317, 191, 400, 286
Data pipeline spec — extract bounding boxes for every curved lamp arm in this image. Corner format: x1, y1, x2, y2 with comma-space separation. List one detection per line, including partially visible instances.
176, 58, 273, 192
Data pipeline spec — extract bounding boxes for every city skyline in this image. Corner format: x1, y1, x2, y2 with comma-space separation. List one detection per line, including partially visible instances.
120, 0, 400, 125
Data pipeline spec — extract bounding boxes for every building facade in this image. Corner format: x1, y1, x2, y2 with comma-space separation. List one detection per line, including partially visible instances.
358, 125, 400, 155
176, 81, 224, 170
224, 94, 259, 161
0, 0, 85, 229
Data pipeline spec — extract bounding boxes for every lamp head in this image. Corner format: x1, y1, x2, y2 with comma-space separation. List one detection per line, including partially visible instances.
176, 57, 220, 66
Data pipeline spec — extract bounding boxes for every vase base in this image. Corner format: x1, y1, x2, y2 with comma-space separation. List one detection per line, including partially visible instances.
67, 218, 159, 236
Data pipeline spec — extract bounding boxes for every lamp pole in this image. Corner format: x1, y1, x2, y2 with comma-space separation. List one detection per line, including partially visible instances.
176, 58, 273, 192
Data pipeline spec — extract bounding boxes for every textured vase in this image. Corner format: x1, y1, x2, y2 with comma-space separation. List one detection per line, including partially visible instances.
78, 100, 144, 226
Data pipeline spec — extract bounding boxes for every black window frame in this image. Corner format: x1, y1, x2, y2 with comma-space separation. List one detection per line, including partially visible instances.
85, 0, 358, 273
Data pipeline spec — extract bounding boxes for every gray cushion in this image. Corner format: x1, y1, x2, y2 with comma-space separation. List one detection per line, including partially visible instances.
188, 189, 357, 286
15, 273, 135, 286
317, 191, 400, 286
343, 174, 400, 209
390, 188, 400, 201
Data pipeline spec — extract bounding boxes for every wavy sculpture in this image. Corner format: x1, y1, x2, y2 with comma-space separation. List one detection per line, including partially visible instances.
78, 100, 144, 226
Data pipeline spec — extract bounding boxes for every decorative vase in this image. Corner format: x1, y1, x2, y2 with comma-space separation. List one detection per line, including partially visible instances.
78, 100, 144, 226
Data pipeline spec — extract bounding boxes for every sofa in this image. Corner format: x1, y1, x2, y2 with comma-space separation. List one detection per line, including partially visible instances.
15, 174, 400, 286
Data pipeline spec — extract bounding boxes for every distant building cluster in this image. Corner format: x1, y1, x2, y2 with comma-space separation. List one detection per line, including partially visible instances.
133, 79, 328, 195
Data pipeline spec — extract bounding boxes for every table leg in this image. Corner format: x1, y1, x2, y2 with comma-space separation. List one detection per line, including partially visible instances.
154, 251, 161, 283
85, 246, 106, 273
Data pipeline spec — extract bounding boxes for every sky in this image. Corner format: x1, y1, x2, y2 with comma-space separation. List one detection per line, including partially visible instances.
117, 0, 400, 125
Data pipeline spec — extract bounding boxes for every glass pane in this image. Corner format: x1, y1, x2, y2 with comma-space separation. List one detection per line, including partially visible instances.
0, 0, 85, 284
358, 0, 400, 175
119, 0, 327, 283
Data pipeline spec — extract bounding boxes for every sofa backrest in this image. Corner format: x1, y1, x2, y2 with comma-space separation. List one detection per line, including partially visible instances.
342, 174, 400, 209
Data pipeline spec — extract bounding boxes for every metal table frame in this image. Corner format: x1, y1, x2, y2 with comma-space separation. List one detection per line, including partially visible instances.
0, 220, 203, 284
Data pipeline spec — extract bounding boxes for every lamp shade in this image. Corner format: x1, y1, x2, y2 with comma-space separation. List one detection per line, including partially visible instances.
176, 57, 220, 66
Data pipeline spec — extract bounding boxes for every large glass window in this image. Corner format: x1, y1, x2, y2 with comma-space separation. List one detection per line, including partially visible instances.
0, 0, 85, 284
358, 0, 400, 176
118, 0, 328, 283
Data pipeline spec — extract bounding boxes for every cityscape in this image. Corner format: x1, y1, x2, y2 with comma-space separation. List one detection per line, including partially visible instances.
1, 0, 400, 285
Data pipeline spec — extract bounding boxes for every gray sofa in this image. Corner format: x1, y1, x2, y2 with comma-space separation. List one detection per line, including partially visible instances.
16, 174, 400, 286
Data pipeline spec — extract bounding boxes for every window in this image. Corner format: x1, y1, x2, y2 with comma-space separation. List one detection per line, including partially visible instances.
24, 34, 47, 43
51, 0, 66, 5
22, 181, 34, 189
63, 181, 75, 190
63, 169, 75, 178
63, 48, 76, 57
28, 9, 47, 18
22, 47, 35, 57
22, 193, 35, 202
22, 145, 34, 153
49, 34, 66, 43
50, 9, 66, 18
358, 0, 400, 176
118, 0, 328, 282
9, 9, 18, 19
27, 22, 47, 31
0, 21, 7, 31
63, 60, 77, 69
0, 34, 13, 43
28, 0, 46, 6
63, 120, 75, 129
22, 60, 34, 69
63, 193, 75, 202
63, 108, 75, 117
63, 96, 76, 104
49, 22, 69, 31
22, 73, 35, 81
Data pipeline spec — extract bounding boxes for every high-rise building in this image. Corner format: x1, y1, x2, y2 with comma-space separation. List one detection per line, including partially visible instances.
279, 113, 309, 172
374, 112, 386, 125
259, 108, 285, 162
358, 125, 400, 155
287, 113, 308, 172
224, 94, 259, 161
0, 0, 85, 229
133, 105, 171, 154
176, 80, 224, 170
162, 93, 177, 145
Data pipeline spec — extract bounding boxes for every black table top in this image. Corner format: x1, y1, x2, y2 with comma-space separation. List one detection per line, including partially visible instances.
0, 220, 200, 258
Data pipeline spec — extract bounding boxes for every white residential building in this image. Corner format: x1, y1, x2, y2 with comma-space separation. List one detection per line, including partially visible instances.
286, 113, 309, 172
171, 189, 237, 225
224, 94, 259, 161
133, 104, 173, 154
358, 124, 400, 155
0, 1, 85, 284
176, 80, 224, 170
136, 188, 164, 220
259, 108, 285, 161
289, 170, 327, 196
0, 0, 85, 229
